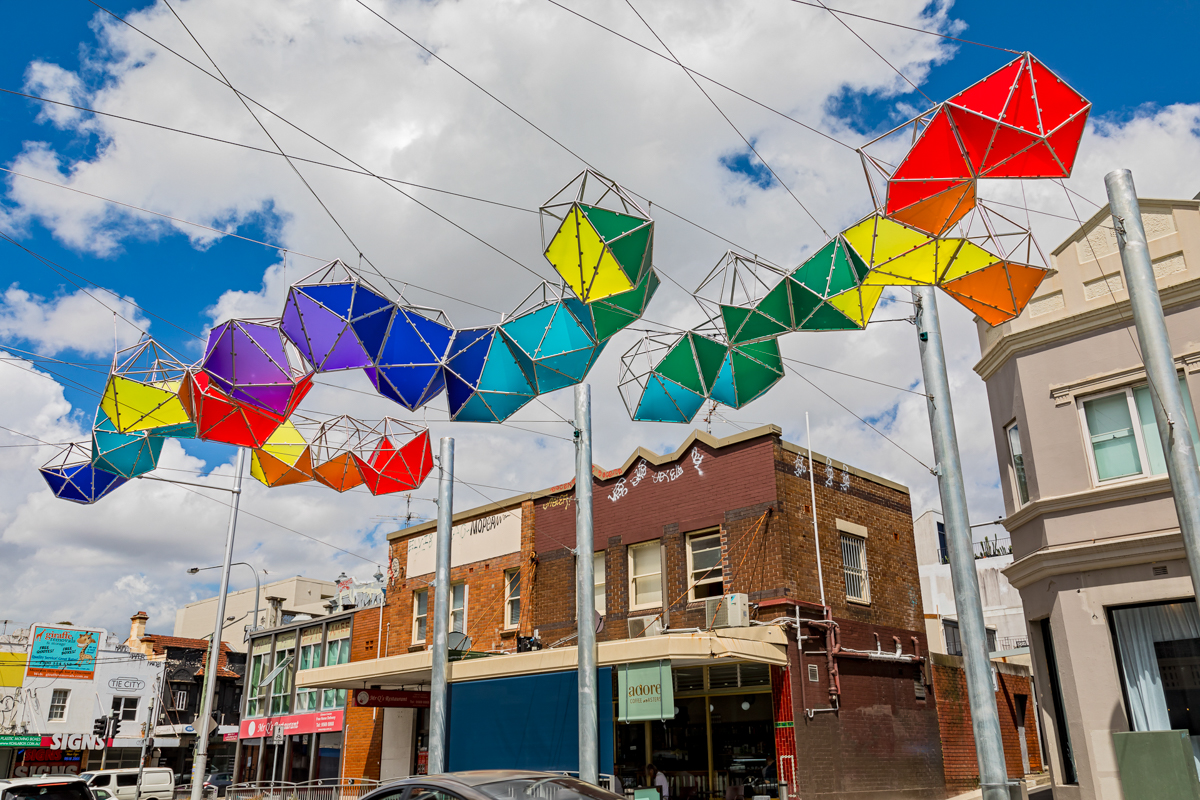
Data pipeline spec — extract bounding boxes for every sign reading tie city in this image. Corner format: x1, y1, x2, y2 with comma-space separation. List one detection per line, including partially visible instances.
26, 625, 100, 680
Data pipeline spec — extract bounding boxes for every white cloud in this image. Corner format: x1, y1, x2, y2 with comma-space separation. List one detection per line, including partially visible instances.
0, 285, 150, 357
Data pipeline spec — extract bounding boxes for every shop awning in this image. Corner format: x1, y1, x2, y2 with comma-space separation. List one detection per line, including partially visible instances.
296, 626, 788, 690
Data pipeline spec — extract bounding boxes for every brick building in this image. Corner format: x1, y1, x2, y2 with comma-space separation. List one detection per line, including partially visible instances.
298, 425, 961, 798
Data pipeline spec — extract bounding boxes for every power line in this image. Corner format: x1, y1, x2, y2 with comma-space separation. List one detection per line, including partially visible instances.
783, 0, 1019, 54
811, 0, 934, 105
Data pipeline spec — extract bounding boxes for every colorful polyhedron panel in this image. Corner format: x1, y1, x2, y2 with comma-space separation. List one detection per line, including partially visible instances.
352, 420, 435, 496
100, 340, 196, 437
366, 307, 455, 411
707, 338, 785, 410
443, 327, 538, 423
281, 260, 396, 373
178, 370, 288, 449
618, 333, 709, 424
40, 442, 128, 505
501, 299, 604, 394
249, 420, 314, 487
202, 318, 314, 417
589, 268, 661, 343
303, 416, 372, 493
91, 408, 165, 478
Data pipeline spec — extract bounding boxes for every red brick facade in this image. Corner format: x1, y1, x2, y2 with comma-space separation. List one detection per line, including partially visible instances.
342, 607, 385, 783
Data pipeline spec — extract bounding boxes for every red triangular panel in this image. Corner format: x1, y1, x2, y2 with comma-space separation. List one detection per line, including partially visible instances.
892, 109, 973, 181
947, 59, 1021, 119
1029, 58, 1089, 131
984, 141, 1067, 179
1001, 60, 1043, 134
1045, 111, 1089, 176
945, 106, 1000, 174
979, 124, 1042, 174
886, 179, 967, 216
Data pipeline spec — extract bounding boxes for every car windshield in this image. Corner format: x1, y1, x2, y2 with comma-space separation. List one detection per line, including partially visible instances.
474, 778, 620, 800
3, 783, 94, 800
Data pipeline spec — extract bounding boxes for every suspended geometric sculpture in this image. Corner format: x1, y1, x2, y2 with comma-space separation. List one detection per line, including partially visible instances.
201, 318, 314, 417
100, 339, 196, 437
366, 305, 454, 411
249, 420, 314, 488
281, 260, 396, 373
352, 419, 435, 496
302, 415, 372, 493
707, 337, 785, 410
178, 370, 288, 448
753, 240, 878, 334
940, 260, 1048, 326
40, 442, 128, 504
443, 327, 537, 423
588, 267, 660, 343
91, 408, 165, 478
501, 284, 605, 394
541, 170, 654, 304
618, 333, 709, 424
693, 252, 791, 345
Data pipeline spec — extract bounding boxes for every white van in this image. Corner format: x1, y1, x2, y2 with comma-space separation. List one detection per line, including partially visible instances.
80, 769, 174, 800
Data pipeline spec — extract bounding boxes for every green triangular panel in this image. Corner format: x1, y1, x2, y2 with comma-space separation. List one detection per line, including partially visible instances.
657, 337, 704, 394
841, 237, 872, 283
580, 204, 644, 240
731, 342, 783, 405
790, 240, 838, 296
786, 279, 825, 328
601, 268, 658, 315
798, 301, 861, 331
731, 309, 789, 345
757, 279, 793, 328
591, 304, 636, 342
826, 242, 861, 296
691, 334, 728, 393
606, 224, 652, 284
720, 305, 753, 342
734, 337, 783, 372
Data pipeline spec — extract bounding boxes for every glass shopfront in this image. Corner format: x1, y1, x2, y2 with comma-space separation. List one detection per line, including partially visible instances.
614, 662, 777, 800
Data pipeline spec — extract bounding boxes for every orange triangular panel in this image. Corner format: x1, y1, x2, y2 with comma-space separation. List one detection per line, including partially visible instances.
940, 261, 1049, 326
888, 180, 976, 236
314, 453, 363, 492
948, 59, 1021, 119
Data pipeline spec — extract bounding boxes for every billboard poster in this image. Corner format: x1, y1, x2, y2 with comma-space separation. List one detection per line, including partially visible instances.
27, 625, 101, 680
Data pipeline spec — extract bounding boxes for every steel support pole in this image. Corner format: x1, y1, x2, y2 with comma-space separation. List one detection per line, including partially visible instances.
189, 447, 246, 800
1106, 169, 1200, 585
427, 437, 454, 775
575, 384, 598, 784
913, 287, 1008, 800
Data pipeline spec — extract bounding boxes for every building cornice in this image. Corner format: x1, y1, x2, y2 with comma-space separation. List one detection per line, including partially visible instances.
1003, 528, 1185, 590
1048, 351, 1200, 406
973, 278, 1200, 380
1003, 475, 1173, 531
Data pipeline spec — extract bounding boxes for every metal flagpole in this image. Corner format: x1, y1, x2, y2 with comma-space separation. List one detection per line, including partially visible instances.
428, 437, 455, 775
189, 447, 247, 800
1105, 169, 1200, 582
575, 384, 598, 784
912, 287, 1009, 800
805, 412, 825, 608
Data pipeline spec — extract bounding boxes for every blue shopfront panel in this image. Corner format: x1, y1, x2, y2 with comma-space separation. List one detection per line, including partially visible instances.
447, 667, 613, 773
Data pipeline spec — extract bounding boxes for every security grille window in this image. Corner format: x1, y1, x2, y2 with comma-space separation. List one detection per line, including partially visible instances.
450, 583, 468, 634
48, 689, 69, 720
628, 540, 663, 611
1006, 422, 1030, 505
320, 620, 351, 710
840, 533, 870, 603
172, 689, 188, 710
295, 626, 323, 711
593, 552, 606, 616
504, 569, 521, 629
413, 589, 429, 643
1079, 376, 1200, 484
112, 696, 138, 721
687, 530, 724, 600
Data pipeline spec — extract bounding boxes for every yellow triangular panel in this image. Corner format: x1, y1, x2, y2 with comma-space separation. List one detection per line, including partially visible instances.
828, 285, 884, 326
101, 375, 192, 433
250, 451, 270, 486
545, 206, 587, 298
261, 420, 307, 468
842, 214, 930, 267
545, 204, 637, 303
938, 240, 1000, 284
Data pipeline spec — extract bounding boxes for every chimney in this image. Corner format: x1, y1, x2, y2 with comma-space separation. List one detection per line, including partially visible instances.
127, 611, 149, 651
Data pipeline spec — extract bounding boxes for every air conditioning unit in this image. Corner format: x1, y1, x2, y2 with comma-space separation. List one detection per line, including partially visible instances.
627, 615, 664, 638
706, 593, 750, 629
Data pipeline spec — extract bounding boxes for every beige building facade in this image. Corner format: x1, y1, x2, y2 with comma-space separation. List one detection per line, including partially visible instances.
976, 197, 1200, 799
174, 575, 338, 651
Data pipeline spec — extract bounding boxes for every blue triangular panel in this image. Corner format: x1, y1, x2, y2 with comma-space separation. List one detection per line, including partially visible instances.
709, 355, 738, 408
299, 283, 355, 317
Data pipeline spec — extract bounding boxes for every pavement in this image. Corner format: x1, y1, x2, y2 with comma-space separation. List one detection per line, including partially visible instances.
946, 775, 1054, 800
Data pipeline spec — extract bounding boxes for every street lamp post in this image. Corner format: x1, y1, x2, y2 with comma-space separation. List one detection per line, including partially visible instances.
188, 562, 263, 640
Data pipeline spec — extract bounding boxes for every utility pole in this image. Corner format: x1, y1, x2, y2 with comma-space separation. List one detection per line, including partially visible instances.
913, 286, 1009, 800
427, 437, 454, 775
575, 384, 598, 784
1105, 169, 1200, 582
189, 448, 247, 800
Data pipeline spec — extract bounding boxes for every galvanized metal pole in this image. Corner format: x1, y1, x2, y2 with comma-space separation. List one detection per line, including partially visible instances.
575, 384, 599, 784
428, 437, 454, 775
913, 286, 1009, 800
1106, 169, 1200, 585
189, 447, 246, 800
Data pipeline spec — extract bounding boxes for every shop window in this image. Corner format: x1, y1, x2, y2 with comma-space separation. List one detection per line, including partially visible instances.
295, 626, 323, 711
111, 696, 138, 721
450, 583, 468, 633
840, 533, 870, 603
687, 530, 724, 600
48, 689, 69, 720
504, 569, 521, 629
674, 666, 705, 693
1006, 422, 1030, 505
628, 540, 663, 611
1079, 376, 1200, 484
594, 552, 607, 616
320, 622, 350, 710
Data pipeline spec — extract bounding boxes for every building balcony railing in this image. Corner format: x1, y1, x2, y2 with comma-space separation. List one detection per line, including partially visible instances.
937, 536, 1013, 564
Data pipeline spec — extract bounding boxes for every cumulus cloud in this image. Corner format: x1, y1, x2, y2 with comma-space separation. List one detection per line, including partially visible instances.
0, 285, 150, 356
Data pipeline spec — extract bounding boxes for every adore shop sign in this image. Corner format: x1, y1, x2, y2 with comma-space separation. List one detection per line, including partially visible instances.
406, 509, 521, 577
617, 660, 675, 722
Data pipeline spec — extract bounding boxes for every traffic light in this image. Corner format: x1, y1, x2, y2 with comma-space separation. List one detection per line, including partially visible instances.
93, 717, 106, 736
108, 712, 120, 738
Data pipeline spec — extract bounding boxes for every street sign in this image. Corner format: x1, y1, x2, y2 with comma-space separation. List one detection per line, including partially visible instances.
272, 726, 285, 745
617, 660, 675, 722
351, 689, 431, 709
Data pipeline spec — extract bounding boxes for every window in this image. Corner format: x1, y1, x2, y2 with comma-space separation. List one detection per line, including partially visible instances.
112, 696, 138, 721
593, 552, 606, 616
450, 583, 467, 634
246, 641, 269, 718
1080, 376, 1200, 483
505, 569, 521, 629
687, 531, 723, 600
413, 589, 429, 643
936, 521, 949, 565
1039, 619, 1076, 784
48, 689, 69, 720
269, 645, 294, 715
295, 626, 322, 712
1006, 423, 1030, 505
943, 620, 962, 656
320, 622, 351, 710
840, 533, 870, 603
171, 687, 189, 710
628, 541, 663, 611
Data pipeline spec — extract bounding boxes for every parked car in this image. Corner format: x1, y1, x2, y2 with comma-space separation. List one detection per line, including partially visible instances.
359, 772, 622, 800
93, 790, 115, 800
202, 775, 232, 798
79, 770, 174, 800
0, 776, 94, 800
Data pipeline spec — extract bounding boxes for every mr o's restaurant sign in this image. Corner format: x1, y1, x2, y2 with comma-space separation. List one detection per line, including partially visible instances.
618, 660, 675, 722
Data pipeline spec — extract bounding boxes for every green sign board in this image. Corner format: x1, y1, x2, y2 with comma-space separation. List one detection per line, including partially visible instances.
0, 735, 41, 747
618, 660, 674, 721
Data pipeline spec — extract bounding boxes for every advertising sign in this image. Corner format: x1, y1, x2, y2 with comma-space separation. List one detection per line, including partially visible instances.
618, 660, 674, 722
27, 625, 101, 680
238, 709, 344, 740
12, 748, 83, 778
407, 509, 521, 576
351, 689, 431, 708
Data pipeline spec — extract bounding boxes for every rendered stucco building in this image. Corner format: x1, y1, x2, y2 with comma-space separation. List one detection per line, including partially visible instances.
975, 196, 1200, 799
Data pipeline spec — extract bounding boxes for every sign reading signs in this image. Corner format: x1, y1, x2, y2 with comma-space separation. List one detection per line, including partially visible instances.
406, 509, 522, 576
27, 626, 100, 680
351, 689, 431, 708
618, 660, 675, 722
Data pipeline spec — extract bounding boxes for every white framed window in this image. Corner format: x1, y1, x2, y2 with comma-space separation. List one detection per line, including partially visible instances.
687, 530, 724, 600
246, 639, 270, 718
504, 569, 521, 629
840, 533, 870, 604
628, 540, 663, 611
450, 583, 468, 633
320, 622, 350, 710
413, 589, 429, 643
1078, 376, 1200, 485
48, 689, 69, 720
172, 689, 189, 710
295, 626, 322, 712
594, 552, 606, 616
112, 696, 138, 721
1006, 422, 1030, 506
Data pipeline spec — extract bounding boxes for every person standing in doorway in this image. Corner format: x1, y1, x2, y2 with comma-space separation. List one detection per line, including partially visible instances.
646, 764, 669, 800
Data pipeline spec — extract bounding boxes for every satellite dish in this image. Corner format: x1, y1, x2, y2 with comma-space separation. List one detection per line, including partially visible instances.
595, 611, 605, 634
447, 631, 472, 652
